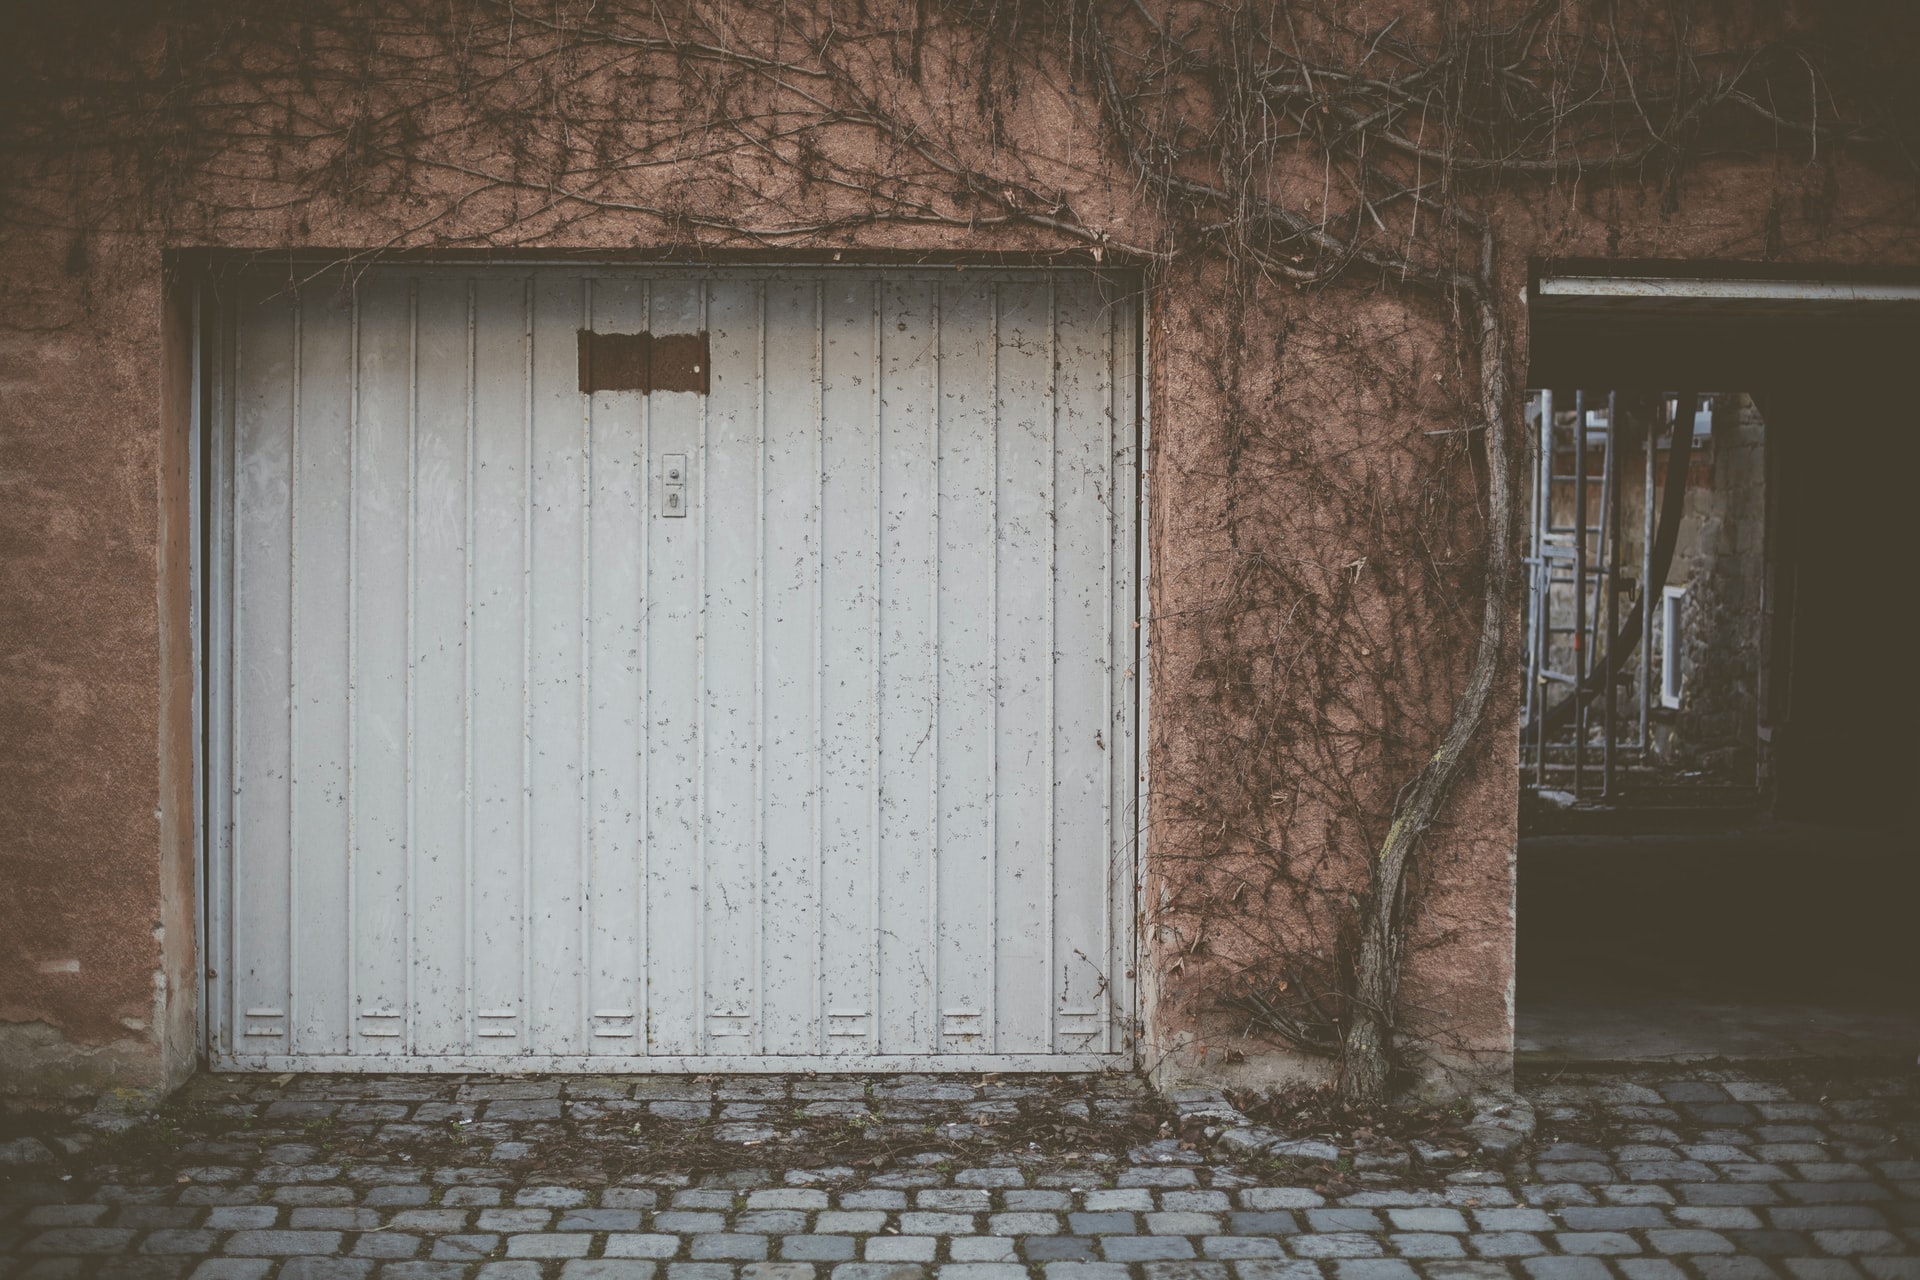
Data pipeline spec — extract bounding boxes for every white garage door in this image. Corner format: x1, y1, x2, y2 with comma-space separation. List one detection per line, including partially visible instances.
205, 265, 1140, 1070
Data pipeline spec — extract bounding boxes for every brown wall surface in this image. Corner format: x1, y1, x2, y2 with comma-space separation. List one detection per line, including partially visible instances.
1, 0, 1915, 1100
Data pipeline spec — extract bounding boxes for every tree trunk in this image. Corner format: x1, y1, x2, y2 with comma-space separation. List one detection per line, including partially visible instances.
1338, 267, 1520, 1103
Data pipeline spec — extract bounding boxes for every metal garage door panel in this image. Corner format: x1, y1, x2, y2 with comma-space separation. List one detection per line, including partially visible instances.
207, 265, 1139, 1070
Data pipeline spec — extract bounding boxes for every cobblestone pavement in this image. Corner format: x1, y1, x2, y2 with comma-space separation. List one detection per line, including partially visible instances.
3, 1066, 1914, 1280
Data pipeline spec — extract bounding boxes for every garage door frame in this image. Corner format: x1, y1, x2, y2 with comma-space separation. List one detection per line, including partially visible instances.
195, 259, 1151, 1073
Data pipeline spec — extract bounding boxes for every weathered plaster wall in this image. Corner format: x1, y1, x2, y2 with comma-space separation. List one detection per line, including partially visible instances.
1, 1, 1915, 1102
0, 232, 182, 1100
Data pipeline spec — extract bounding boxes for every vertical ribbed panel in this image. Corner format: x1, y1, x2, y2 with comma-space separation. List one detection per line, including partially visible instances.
213, 266, 1138, 1068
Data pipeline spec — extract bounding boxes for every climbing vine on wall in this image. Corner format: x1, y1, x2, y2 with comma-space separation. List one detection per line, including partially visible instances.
2, 0, 1912, 1100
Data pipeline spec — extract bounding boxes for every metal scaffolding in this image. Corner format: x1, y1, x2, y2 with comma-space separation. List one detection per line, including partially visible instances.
1523, 389, 1698, 800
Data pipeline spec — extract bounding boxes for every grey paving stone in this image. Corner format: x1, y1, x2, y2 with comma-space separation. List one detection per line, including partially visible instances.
179, 1186, 258, 1206
207, 1207, 281, 1231
897, 1214, 981, 1238
918, 1192, 990, 1212
1859, 1263, 1920, 1280
780, 1237, 855, 1262
1770, 1210, 1889, 1231
668, 1262, 743, 1280
1120, 1170, 1203, 1189
736, 1212, 809, 1235
1795, 1167, 1874, 1185
1554, 1233, 1640, 1255
1758, 1148, 1830, 1164
1025, 1238, 1100, 1262
1387, 1210, 1467, 1233
1723, 1232, 1814, 1258
223, 1231, 343, 1256
691, 1234, 770, 1261
606, 1235, 685, 1259
1646, 1230, 1735, 1255
1229, 1213, 1301, 1236
115, 1208, 204, 1230
1809, 1233, 1904, 1257
352, 1234, 423, 1260
1149, 1212, 1224, 1235
425, 1232, 498, 1261
742, 1267, 815, 1280
1041, 1265, 1132, 1280
1519, 1260, 1612, 1280
1139, 1264, 1232, 1280
1780, 1187, 1891, 1205
675, 1193, 741, 1211
606, 1191, 664, 1210
141, 1232, 221, 1255
1232, 1265, 1325, 1280
1686, 1106, 1759, 1127
506, 1233, 593, 1258
558, 1209, 645, 1232
1423, 1265, 1514, 1280
749, 1191, 829, 1211
1386, 1233, 1465, 1259
840, 1193, 908, 1212
1168, 1193, 1235, 1213
935, 1266, 1026, 1280
1560, 1209, 1667, 1231
1307, 1211, 1383, 1233
441, 1189, 503, 1208
481, 1102, 562, 1122
1782, 1263, 1864, 1280
1527, 1186, 1599, 1210
1682, 1187, 1782, 1207
1242, 1191, 1324, 1212
1470, 1235, 1547, 1259
1677, 1208, 1765, 1229
22, 1205, 109, 1227
95, 1263, 192, 1280
948, 1238, 1015, 1263
1334, 1195, 1447, 1211
562, 1262, 661, 1280
1100, 1236, 1198, 1261
1331, 1262, 1416, 1280
364, 1188, 433, 1209
22, 1226, 138, 1253
1288, 1235, 1383, 1260
290, 1209, 382, 1230
1621, 1162, 1716, 1184
1203, 1237, 1286, 1260
863, 1238, 936, 1263
831, 1268, 929, 1280
277, 1261, 376, 1280
1691, 1260, 1782, 1280
657, 1212, 733, 1233
1534, 1165, 1613, 1185
273, 1189, 356, 1208
476, 1264, 547, 1280
187, 1263, 272, 1280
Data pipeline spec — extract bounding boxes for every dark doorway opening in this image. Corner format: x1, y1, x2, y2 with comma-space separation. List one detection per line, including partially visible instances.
1516, 263, 1920, 1064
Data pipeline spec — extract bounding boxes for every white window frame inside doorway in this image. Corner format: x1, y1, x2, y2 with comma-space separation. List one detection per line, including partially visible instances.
194, 259, 1152, 1073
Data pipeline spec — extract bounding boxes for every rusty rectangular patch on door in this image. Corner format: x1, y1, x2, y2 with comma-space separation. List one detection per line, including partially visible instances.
577, 329, 710, 394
